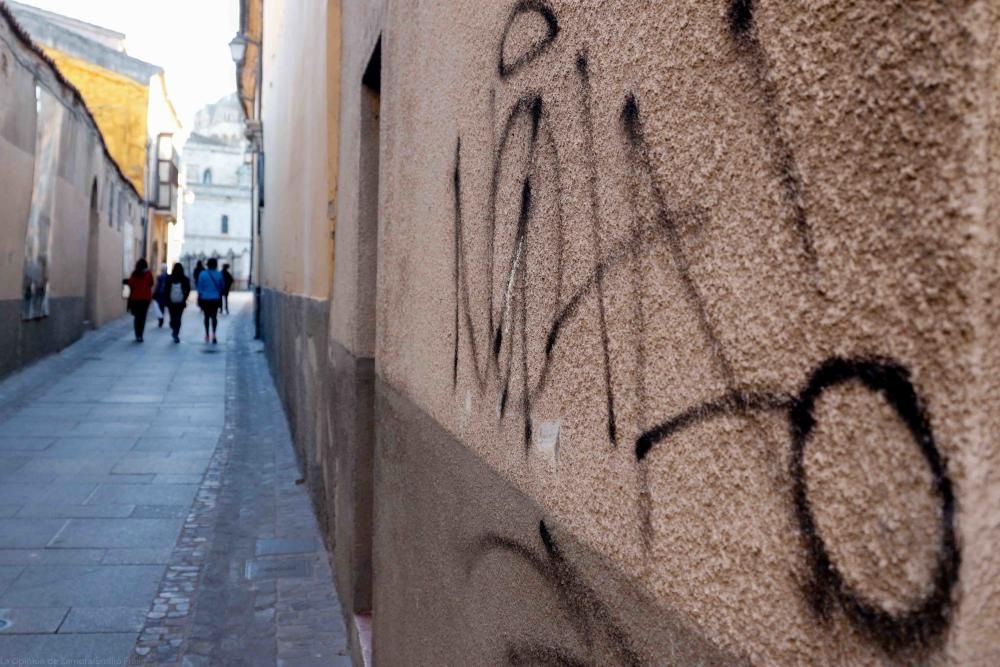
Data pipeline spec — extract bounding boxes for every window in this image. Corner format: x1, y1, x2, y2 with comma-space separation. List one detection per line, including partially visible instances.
107, 185, 116, 227
221, 214, 229, 235
203, 168, 213, 184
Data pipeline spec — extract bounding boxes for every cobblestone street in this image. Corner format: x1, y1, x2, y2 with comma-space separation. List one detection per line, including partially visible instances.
0, 294, 349, 665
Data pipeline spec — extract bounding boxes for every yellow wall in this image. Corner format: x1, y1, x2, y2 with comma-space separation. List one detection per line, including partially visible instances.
43, 48, 149, 195
258, 0, 335, 299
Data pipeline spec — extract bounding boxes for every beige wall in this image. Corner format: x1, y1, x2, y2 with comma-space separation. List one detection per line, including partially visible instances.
250, 0, 1000, 664
0, 9, 137, 376
328, 0, 384, 359
359, 0, 997, 664
259, 0, 334, 300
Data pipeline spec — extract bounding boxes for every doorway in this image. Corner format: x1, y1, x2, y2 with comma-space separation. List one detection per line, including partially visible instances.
353, 34, 380, 632
84, 179, 100, 326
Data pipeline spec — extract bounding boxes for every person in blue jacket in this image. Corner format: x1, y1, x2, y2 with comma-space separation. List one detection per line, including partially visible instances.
196, 257, 224, 344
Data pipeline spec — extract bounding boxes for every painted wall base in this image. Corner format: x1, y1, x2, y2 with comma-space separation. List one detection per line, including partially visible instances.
260, 287, 740, 666
0, 296, 86, 379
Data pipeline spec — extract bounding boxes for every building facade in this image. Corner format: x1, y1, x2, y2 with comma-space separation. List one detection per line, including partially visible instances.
8, 0, 182, 273
0, 3, 142, 377
179, 94, 251, 287
237, 1, 1000, 665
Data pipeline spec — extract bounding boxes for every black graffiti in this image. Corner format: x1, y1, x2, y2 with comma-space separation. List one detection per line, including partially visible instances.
620, 94, 736, 388
454, 39, 714, 452
452, 139, 463, 388
791, 358, 960, 651
452, 91, 546, 450
636, 390, 791, 461
727, 0, 818, 279
499, 0, 560, 79
451, 0, 961, 653
636, 356, 959, 651
727, 0, 754, 36
469, 520, 642, 667
576, 52, 618, 445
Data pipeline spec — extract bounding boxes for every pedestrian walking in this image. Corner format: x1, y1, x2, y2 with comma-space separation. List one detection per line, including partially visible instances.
221, 263, 235, 314
123, 258, 154, 342
193, 259, 205, 287
166, 263, 191, 343
196, 257, 224, 344
153, 263, 169, 328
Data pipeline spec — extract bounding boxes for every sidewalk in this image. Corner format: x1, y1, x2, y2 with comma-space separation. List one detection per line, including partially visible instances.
0, 294, 349, 665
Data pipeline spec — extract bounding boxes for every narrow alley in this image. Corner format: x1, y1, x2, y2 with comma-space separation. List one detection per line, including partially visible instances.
0, 295, 349, 665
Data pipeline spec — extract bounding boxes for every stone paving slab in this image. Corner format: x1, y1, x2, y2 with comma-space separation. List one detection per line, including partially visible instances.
45, 436, 139, 453
135, 437, 219, 452
17, 504, 136, 519
88, 483, 199, 506
0, 606, 68, 634
102, 548, 174, 565
15, 405, 92, 418
5, 473, 156, 485
0, 520, 67, 548
60, 606, 147, 633
0, 632, 135, 663
145, 426, 224, 439
0, 550, 105, 566
0, 484, 95, 505
255, 538, 317, 556
18, 456, 120, 475
0, 565, 164, 607
0, 567, 23, 597
113, 453, 213, 475
131, 505, 189, 519
50, 518, 186, 548
88, 405, 160, 419
154, 474, 205, 485
0, 437, 55, 451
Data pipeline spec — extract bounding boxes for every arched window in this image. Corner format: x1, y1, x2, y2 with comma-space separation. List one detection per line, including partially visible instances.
221, 214, 229, 234
203, 168, 213, 184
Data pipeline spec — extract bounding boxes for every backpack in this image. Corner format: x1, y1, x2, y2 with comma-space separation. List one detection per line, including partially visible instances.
169, 281, 185, 304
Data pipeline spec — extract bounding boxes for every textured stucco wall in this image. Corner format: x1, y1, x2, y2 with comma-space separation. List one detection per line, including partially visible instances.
362, 0, 998, 665
328, 0, 384, 359
253, 0, 1000, 664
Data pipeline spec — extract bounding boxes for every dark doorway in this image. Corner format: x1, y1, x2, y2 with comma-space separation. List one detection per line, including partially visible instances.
353, 35, 380, 621
84, 180, 100, 326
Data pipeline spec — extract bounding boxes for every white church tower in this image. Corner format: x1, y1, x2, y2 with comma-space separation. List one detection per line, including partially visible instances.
179, 93, 252, 286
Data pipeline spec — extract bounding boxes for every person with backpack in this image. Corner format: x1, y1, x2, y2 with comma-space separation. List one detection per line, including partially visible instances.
196, 257, 224, 344
166, 263, 191, 343
221, 263, 235, 314
123, 259, 154, 342
153, 263, 169, 328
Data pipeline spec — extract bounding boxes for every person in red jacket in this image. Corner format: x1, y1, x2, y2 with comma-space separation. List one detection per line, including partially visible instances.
124, 259, 154, 342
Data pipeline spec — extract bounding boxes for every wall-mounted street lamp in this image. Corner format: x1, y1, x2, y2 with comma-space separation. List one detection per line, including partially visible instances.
229, 33, 249, 66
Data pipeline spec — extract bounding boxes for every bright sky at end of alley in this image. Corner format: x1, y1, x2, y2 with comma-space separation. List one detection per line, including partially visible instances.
16, 0, 239, 129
